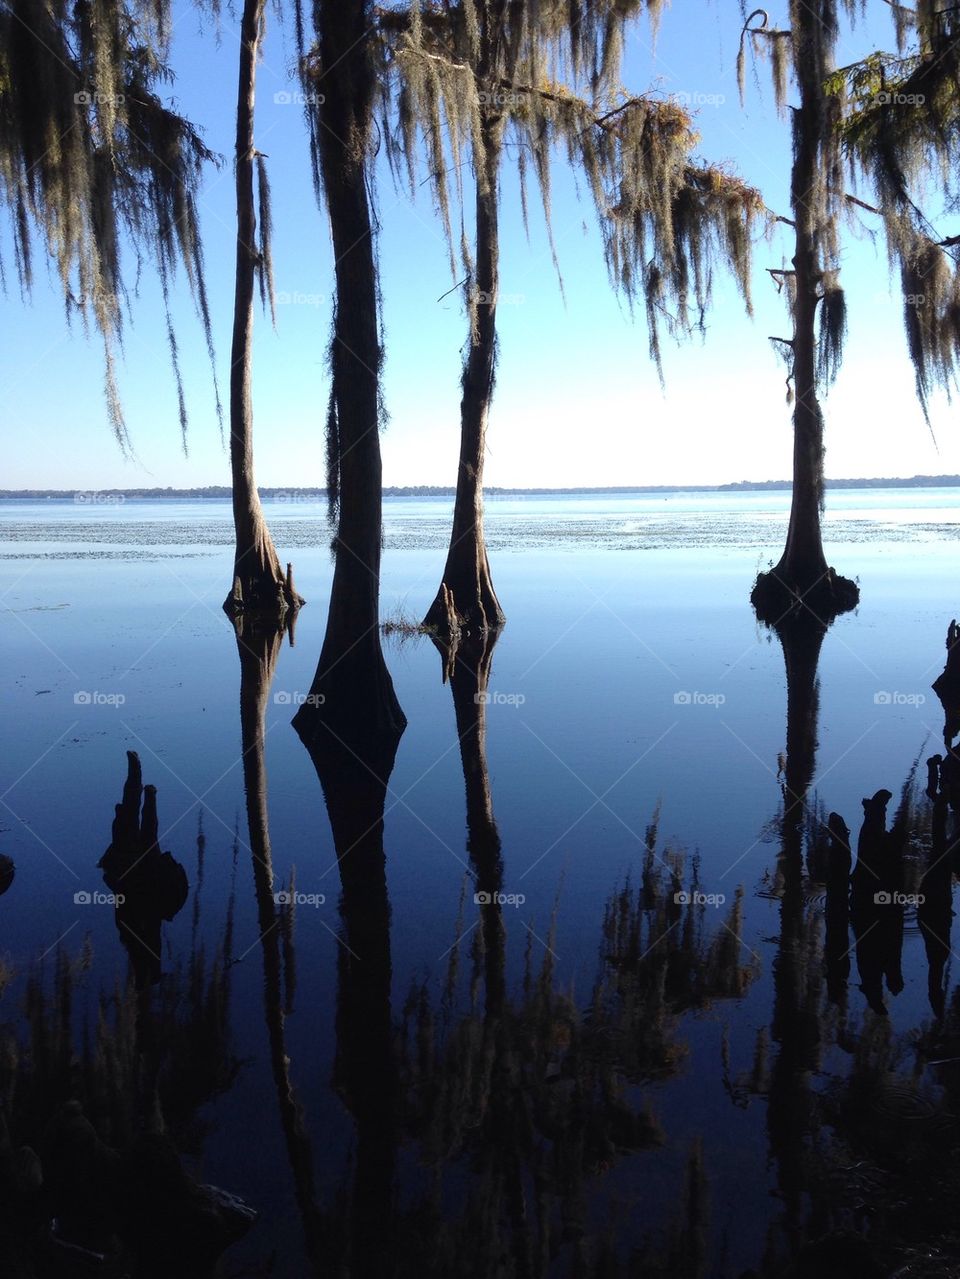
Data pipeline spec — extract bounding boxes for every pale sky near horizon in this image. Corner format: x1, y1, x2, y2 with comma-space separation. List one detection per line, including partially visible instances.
3, 1, 958, 491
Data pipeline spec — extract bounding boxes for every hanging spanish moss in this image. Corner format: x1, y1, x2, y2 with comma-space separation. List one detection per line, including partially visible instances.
293, 0, 405, 745
741, 3, 862, 621
324, 321, 341, 526
368, 2, 761, 637
0, 0, 221, 450
827, 11, 960, 421
816, 278, 847, 388
255, 151, 277, 327
583, 101, 764, 378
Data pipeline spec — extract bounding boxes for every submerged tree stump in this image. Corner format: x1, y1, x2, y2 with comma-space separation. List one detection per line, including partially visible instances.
932, 618, 960, 746
99, 752, 188, 988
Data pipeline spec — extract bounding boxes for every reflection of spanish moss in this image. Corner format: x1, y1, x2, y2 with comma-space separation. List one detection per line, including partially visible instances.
594, 845, 757, 1081
0, 804, 245, 1276
235, 620, 325, 1270
191, 811, 206, 945
396, 817, 754, 1276
745, 622, 960, 1275
823, 814, 851, 1007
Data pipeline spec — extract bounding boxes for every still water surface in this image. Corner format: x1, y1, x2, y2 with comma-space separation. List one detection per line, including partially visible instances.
2, 490, 959, 1275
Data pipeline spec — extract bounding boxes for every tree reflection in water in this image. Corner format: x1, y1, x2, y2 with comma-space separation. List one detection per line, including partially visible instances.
8, 618, 960, 1275
0, 755, 248, 1277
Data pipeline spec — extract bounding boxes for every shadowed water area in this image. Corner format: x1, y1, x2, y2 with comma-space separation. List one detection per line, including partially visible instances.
3, 489, 960, 1277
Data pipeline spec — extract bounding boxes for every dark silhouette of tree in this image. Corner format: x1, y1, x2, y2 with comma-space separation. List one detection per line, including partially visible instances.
932, 618, 960, 747
99, 751, 189, 989
739, 6, 860, 621
376, 2, 763, 642
775, 610, 828, 860
298, 684, 404, 1276
223, 0, 303, 624
0, 781, 248, 1277
294, 0, 406, 746
234, 620, 327, 1270
432, 629, 507, 1008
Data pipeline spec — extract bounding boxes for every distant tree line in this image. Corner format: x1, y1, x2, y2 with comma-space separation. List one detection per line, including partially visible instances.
5, 475, 960, 500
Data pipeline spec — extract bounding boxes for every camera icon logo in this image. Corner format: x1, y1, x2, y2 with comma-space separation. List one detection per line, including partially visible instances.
273, 891, 292, 905
74, 890, 91, 904
474, 891, 492, 905
674, 891, 691, 905
873, 891, 892, 905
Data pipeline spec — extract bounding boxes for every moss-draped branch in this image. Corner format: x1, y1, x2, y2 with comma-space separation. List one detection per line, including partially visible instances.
0, 0, 221, 450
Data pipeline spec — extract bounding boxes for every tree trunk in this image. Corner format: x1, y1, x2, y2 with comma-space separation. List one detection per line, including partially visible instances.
292, 0, 404, 749
422, 111, 505, 640
752, 2, 857, 623
223, 0, 301, 624
779, 242, 827, 587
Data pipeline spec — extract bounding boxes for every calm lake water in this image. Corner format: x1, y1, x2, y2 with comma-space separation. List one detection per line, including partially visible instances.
2, 489, 960, 1276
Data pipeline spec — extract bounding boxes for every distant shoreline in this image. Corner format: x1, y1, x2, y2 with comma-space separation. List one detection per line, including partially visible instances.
3, 476, 960, 499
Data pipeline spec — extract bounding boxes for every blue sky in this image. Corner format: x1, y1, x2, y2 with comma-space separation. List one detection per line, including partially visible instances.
3, 1, 958, 490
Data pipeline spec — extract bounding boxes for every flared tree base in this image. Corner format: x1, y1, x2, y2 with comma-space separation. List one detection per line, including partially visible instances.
751, 563, 859, 626
223, 560, 304, 631
291, 645, 406, 760
422, 577, 505, 646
